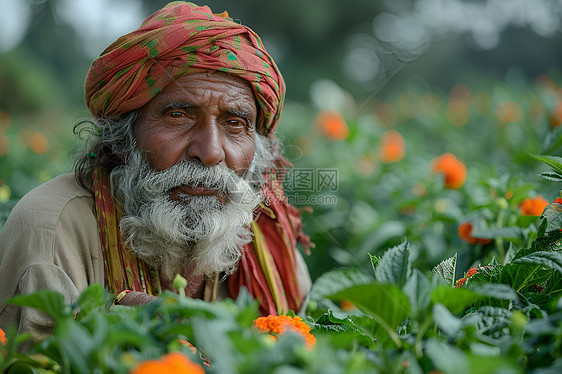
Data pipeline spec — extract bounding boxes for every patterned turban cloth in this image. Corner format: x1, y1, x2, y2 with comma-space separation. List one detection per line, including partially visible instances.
84, 1, 285, 136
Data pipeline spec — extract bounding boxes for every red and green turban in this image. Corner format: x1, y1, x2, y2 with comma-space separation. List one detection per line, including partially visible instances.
84, 1, 285, 136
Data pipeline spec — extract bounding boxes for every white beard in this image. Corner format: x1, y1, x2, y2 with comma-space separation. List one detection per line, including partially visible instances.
110, 149, 262, 279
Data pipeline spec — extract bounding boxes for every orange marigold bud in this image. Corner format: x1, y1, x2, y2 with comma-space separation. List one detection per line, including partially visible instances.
340, 299, 356, 312
431, 153, 467, 189
0, 327, 6, 345
455, 277, 468, 288
379, 130, 406, 163
315, 110, 350, 141
465, 267, 479, 277
519, 195, 549, 216
27, 132, 49, 155
549, 101, 562, 128
457, 222, 493, 245
254, 315, 316, 348
455, 267, 480, 288
495, 101, 523, 124
130, 352, 204, 374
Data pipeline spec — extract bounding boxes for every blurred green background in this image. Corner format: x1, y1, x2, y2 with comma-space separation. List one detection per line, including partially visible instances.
2, 0, 562, 280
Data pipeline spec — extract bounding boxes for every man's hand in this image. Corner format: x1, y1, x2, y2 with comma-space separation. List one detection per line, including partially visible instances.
115, 291, 158, 306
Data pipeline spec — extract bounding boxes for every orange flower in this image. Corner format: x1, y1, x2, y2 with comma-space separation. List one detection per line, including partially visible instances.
431, 153, 467, 189
315, 110, 349, 140
449, 84, 472, 102
0, 327, 6, 345
549, 101, 562, 128
28, 132, 49, 155
457, 222, 493, 245
254, 315, 316, 348
340, 299, 356, 312
379, 130, 405, 163
446, 84, 471, 126
495, 101, 523, 124
446, 99, 470, 126
0, 134, 9, 156
455, 266, 488, 288
0, 110, 10, 130
130, 352, 204, 374
520, 196, 549, 216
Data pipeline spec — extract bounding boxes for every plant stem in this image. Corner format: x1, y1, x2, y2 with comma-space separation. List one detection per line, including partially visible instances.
496, 208, 506, 262
414, 316, 433, 358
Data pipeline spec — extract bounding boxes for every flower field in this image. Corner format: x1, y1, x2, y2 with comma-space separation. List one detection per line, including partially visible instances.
2, 74, 562, 373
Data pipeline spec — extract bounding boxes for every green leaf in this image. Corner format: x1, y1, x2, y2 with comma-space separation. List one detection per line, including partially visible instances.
330, 282, 410, 344
312, 309, 370, 342
191, 317, 237, 372
469, 284, 518, 301
503, 243, 518, 265
538, 171, 562, 182
374, 239, 411, 286
463, 306, 513, 338
516, 215, 541, 229
432, 254, 457, 287
74, 284, 105, 319
4, 362, 36, 374
433, 303, 462, 338
541, 203, 562, 232
466, 355, 519, 373
531, 154, 562, 175
314, 309, 360, 331
471, 226, 524, 241
368, 253, 379, 277
430, 285, 480, 314
7, 290, 71, 321
543, 127, 562, 154
402, 269, 433, 319
513, 251, 562, 273
309, 267, 373, 301
358, 220, 406, 255
425, 338, 469, 374
49, 318, 98, 374
530, 229, 562, 252
500, 262, 552, 292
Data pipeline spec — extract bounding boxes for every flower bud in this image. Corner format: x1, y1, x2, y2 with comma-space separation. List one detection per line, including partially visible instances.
495, 197, 508, 210
173, 274, 188, 296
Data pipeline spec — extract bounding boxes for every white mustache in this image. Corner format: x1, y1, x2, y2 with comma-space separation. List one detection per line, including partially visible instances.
136, 158, 241, 197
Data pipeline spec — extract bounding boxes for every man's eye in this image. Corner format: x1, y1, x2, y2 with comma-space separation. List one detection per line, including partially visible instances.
227, 119, 244, 127
169, 111, 184, 118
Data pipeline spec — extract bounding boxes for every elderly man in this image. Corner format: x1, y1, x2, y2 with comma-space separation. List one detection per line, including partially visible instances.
0, 2, 312, 344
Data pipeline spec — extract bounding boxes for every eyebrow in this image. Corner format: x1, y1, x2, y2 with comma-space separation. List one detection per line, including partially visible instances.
229, 108, 252, 121
162, 101, 256, 124
163, 101, 193, 111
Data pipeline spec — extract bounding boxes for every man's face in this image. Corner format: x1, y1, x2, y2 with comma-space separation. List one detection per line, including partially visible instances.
116, 71, 264, 278
134, 71, 258, 199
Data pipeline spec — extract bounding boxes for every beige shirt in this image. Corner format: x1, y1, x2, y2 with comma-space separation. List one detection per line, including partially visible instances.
0, 173, 311, 345
0, 174, 104, 344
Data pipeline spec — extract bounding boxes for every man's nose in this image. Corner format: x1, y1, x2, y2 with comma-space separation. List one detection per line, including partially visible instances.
184, 122, 226, 167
